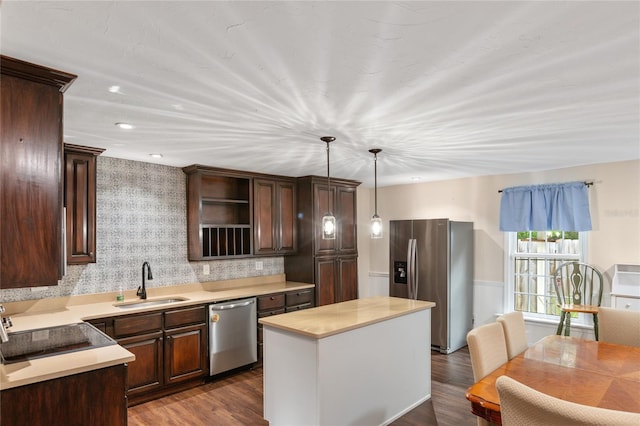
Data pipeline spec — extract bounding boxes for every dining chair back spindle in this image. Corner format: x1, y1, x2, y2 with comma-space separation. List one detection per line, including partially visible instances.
553, 261, 603, 340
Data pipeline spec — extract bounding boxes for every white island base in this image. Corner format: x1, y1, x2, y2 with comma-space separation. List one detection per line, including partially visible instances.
261, 297, 434, 426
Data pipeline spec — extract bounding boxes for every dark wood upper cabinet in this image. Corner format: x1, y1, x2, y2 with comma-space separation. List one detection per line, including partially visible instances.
312, 181, 358, 256
284, 176, 360, 306
0, 55, 76, 289
253, 177, 297, 255
183, 165, 253, 260
64, 143, 104, 264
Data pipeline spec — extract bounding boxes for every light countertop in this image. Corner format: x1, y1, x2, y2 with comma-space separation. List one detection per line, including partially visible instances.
259, 296, 435, 339
1, 274, 313, 390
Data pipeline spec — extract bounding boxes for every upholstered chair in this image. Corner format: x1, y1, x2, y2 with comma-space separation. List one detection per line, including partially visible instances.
467, 322, 509, 426
598, 307, 640, 347
496, 375, 640, 426
497, 311, 528, 359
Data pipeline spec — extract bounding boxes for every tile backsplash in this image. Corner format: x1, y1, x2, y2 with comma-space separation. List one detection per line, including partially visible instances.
1, 157, 283, 302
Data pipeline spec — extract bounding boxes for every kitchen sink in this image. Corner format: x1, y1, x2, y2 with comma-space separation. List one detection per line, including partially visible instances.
0, 322, 116, 364
113, 297, 189, 309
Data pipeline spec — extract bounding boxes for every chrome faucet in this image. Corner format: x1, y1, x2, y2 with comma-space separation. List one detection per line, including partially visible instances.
137, 261, 153, 300
0, 305, 11, 343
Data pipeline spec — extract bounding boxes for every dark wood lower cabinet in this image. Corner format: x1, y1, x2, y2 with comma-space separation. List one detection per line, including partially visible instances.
164, 323, 208, 385
338, 256, 358, 302
315, 255, 358, 306
0, 364, 127, 426
256, 288, 314, 365
119, 331, 164, 396
88, 305, 208, 406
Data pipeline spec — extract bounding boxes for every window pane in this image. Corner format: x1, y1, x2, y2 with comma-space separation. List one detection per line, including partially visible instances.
510, 231, 581, 316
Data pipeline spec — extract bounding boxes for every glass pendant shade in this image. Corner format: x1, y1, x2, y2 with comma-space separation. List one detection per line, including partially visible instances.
320, 136, 336, 240
370, 215, 383, 239
322, 214, 336, 239
369, 148, 383, 239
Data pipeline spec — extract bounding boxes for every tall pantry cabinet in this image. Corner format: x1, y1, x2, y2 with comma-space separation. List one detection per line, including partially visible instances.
0, 56, 76, 288
284, 176, 360, 306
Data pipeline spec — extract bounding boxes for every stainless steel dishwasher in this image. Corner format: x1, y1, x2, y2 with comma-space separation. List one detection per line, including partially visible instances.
209, 297, 257, 375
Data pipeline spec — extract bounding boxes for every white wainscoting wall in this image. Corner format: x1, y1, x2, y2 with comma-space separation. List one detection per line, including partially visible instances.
364, 272, 591, 346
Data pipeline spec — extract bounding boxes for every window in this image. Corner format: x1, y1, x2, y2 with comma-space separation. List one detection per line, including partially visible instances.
505, 231, 587, 321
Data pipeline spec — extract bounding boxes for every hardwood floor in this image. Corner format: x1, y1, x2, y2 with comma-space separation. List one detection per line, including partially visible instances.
128, 347, 477, 426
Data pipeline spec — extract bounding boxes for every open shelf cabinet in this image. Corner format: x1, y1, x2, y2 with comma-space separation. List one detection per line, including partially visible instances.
184, 165, 253, 259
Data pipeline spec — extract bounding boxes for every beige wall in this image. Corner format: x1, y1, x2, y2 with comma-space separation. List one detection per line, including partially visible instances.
358, 160, 640, 288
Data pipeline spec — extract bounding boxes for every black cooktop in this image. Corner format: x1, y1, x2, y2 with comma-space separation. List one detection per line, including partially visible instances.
0, 322, 116, 364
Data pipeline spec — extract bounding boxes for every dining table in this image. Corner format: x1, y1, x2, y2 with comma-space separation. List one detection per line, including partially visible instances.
465, 334, 640, 425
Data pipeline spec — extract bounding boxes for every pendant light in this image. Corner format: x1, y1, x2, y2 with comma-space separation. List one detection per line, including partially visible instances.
369, 148, 383, 239
320, 136, 336, 240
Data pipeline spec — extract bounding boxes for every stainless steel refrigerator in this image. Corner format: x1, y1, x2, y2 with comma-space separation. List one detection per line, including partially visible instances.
389, 219, 473, 354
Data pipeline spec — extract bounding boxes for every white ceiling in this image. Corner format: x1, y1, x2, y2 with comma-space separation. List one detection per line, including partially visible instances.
2, 1, 638, 188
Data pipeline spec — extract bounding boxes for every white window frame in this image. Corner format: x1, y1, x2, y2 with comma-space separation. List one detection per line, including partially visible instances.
504, 231, 589, 323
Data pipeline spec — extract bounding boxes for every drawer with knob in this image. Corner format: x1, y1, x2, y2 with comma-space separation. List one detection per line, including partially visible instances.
285, 289, 314, 307
257, 294, 285, 311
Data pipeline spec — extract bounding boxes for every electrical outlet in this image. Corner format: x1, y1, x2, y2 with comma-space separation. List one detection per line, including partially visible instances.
255, 261, 263, 271
203, 264, 210, 275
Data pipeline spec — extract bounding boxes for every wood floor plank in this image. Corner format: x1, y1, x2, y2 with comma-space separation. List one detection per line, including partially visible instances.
128, 347, 477, 425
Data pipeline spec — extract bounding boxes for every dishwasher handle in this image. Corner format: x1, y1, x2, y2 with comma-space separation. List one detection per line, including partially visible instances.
210, 298, 255, 311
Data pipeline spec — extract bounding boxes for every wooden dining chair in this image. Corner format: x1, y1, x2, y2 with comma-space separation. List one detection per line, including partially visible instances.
496, 375, 640, 426
553, 261, 603, 340
467, 323, 509, 426
497, 311, 528, 360
598, 307, 640, 347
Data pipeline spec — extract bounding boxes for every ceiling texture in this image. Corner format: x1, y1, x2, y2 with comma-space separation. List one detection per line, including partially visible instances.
2, 1, 639, 187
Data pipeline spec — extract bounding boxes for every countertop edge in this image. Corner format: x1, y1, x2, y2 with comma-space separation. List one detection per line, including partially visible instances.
1, 278, 314, 389
6, 281, 315, 327
1, 345, 135, 391
259, 297, 436, 339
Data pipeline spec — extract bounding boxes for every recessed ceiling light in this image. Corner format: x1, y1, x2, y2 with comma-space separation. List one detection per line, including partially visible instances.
108, 85, 121, 93
149, 153, 163, 158
115, 122, 134, 130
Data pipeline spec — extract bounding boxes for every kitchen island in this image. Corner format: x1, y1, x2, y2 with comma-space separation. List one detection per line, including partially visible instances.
260, 296, 435, 426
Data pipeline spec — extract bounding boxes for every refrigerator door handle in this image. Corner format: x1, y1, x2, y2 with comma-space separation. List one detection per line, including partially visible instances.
413, 239, 419, 299
408, 239, 418, 300
406, 239, 413, 299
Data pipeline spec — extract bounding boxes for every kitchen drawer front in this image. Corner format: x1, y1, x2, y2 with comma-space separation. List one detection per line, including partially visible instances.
286, 303, 312, 313
258, 293, 285, 311
258, 307, 286, 318
612, 296, 640, 311
164, 305, 206, 329
114, 312, 163, 338
286, 289, 314, 307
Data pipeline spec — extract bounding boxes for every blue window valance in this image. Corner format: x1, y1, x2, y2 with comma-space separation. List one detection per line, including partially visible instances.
499, 181, 592, 232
